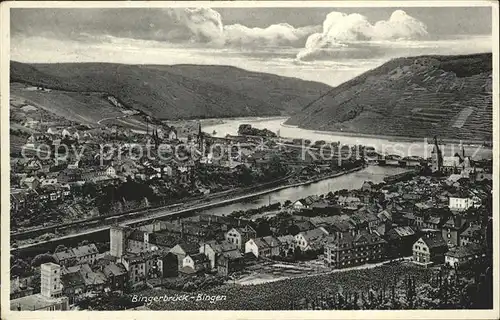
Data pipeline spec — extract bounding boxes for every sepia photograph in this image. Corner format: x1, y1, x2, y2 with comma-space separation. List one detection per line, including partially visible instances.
1, 1, 498, 318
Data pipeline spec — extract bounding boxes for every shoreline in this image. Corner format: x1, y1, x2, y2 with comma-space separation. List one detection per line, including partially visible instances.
214, 117, 492, 147
282, 122, 491, 146
11, 166, 366, 253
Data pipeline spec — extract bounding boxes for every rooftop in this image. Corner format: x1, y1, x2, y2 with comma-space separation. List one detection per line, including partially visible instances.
446, 244, 485, 258
10, 294, 67, 311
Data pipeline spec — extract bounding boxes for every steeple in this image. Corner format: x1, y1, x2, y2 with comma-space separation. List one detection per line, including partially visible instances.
198, 121, 203, 151
431, 136, 443, 173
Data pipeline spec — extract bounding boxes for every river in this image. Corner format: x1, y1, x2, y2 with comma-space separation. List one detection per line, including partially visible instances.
198, 165, 410, 217
203, 117, 492, 160
197, 116, 491, 216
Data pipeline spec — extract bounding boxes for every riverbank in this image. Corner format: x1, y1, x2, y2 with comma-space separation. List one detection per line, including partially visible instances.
11, 166, 366, 253
203, 118, 492, 147
288, 123, 490, 146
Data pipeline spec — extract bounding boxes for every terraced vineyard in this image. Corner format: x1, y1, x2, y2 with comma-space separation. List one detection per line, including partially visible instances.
287, 53, 492, 141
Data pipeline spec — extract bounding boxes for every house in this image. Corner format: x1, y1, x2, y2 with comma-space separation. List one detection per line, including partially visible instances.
11, 293, 69, 311
120, 254, 146, 285
376, 210, 392, 223
199, 240, 240, 270
324, 231, 386, 269
167, 128, 178, 140
40, 178, 58, 188
102, 262, 128, 292
310, 215, 356, 240
181, 253, 210, 275
441, 215, 468, 247
385, 226, 418, 258
460, 224, 483, 246
287, 220, 315, 236
105, 165, 117, 177
127, 230, 160, 253
47, 127, 60, 135
10, 189, 37, 212
60, 271, 86, 304
224, 225, 257, 251
412, 233, 448, 266
294, 227, 329, 252
440, 155, 461, 173
337, 196, 362, 210
421, 215, 443, 230
291, 199, 307, 211
70, 244, 99, 265
384, 154, 402, 166
53, 244, 99, 267
404, 156, 422, 167
245, 236, 281, 258
10, 277, 34, 300
20, 177, 40, 189
169, 242, 200, 269
349, 211, 379, 230
61, 128, 72, 138
26, 159, 43, 171
216, 251, 245, 277
23, 119, 40, 129
361, 181, 374, 192
53, 250, 76, 267
444, 244, 486, 268
449, 194, 474, 212
65, 264, 107, 293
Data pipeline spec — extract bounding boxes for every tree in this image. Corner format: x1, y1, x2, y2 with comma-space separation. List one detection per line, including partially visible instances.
54, 245, 67, 253
256, 219, 272, 237
31, 253, 56, 267
11, 259, 31, 278
267, 155, 286, 179
82, 182, 97, 198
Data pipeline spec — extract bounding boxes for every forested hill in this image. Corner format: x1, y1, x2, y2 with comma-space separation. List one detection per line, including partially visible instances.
10, 61, 336, 120
285, 53, 492, 141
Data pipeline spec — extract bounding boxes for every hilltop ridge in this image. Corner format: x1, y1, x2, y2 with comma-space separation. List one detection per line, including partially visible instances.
10, 61, 336, 121
286, 53, 492, 141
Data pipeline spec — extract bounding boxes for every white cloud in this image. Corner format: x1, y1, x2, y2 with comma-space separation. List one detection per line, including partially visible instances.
166, 8, 225, 45
297, 10, 429, 61
372, 10, 428, 40
164, 8, 318, 48
224, 23, 320, 47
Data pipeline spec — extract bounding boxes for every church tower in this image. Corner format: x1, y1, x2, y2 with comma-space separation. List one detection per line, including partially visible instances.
431, 136, 443, 173
197, 121, 204, 151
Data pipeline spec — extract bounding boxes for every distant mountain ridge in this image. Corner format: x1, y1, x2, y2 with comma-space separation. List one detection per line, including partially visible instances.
286, 53, 492, 141
10, 61, 336, 120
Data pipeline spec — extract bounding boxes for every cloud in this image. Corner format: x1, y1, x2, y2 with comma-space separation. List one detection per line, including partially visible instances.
297, 10, 429, 60
224, 23, 320, 47
155, 8, 319, 48
166, 8, 225, 45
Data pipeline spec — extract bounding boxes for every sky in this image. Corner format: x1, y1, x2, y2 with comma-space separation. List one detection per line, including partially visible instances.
11, 7, 493, 87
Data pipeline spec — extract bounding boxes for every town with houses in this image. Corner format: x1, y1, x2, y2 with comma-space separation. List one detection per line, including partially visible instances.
9, 95, 493, 310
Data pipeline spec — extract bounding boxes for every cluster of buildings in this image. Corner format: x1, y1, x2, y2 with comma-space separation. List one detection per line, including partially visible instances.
10, 154, 492, 310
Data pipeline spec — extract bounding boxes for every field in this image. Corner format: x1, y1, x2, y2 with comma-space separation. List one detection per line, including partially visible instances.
146, 261, 432, 310
10, 83, 148, 129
